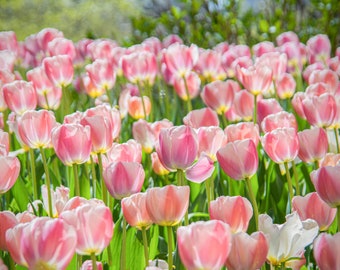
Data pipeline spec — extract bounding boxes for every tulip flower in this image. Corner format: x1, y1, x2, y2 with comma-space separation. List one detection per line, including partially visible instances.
232, 90, 254, 122
306, 34, 331, 64
194, 49, 226, 82
47, 37, 76, 59
292, 192, 337, 231
275, 73, 296, 100
85, 58, 116, 91
183, 107, 220, 128
209, 196, 253, 233
177, 220, 232, 270
252, 41, 275, 57
43, 55, 74, 88
0, 211, 18, 251
197, 126, 227, 161
261, 111, 298, 133
0, 156, 20, 194
104, 139, 142, 166
259, 212, 319, 268
0, 258, 7, 270
132, 119, 158, 153
314, 232, 340, 270
151, 152, 170, 176
81, 260, 103, 270
225, 231, 269, 270
128, 95, 151, 120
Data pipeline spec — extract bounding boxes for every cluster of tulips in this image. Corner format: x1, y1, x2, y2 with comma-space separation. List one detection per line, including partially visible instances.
0, 27, 340, 270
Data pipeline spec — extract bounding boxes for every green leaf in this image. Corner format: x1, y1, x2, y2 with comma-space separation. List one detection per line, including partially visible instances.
11, 176, 30, 212
259, 19, 269, 33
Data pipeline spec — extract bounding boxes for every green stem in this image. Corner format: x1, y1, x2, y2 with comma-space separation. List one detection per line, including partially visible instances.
142, 227, 149, 268
182, 75, 193, 113
219, 113, 228, 129
43, 91, 50, 110
73, 163, 80, 197
177, 169, 185, 186
291, 160, 300, 196
137, 81, 148, 120
40, 148, 53, 217
91, 253, 98, 270
121, 217, 127, 270
29, 149, 38, 200
245, 177, 259, 230
314, 160, 319, 170
205, 178, 211, 208
90, 155, 98, 198
9, 255, 15, 269
77, 254, 82, 270
284, 162, 294, 211
97, 153, 108, 206
167, 226, 173, 270
253, 94, 258, 124
337, 206, 340, 233
334, 128, 340, 153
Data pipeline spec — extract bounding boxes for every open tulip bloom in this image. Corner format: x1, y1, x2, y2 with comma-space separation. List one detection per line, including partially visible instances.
1, 28, 340, 270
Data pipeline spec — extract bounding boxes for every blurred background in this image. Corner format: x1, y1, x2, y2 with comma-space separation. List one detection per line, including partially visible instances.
0, 0, 339, 50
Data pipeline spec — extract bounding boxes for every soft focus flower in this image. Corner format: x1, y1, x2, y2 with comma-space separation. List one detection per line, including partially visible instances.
313, 232, 340, 270
183, 107, 219, 128
0, 156, 20, 194
0, 211, 18, 251
261, 111, 298, 133
43, 55, 74, 87
81, 260, 103, 270
224, 122, 260, 147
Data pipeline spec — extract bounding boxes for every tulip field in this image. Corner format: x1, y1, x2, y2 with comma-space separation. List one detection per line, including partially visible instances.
1, 28, 340, 270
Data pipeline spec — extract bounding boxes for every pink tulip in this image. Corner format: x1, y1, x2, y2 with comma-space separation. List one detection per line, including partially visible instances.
276, 31, 300, 46
43, 55, 74, 87
278, 42, 305, 74
0, 211, 18, 251
121, 192, 153, 230
0, 31, 19, 55
17, 109, 57, 149
209, 196, 253, 233
2, 80, 37, 115
231, 90, 254, 122
320, 153, 340, 167
87, 39, 118, 61
162, 34, 183, 48
151, 152, 170, 176
146, 185, 189, 226
41, 185, 70, 217
85, 58, 116, 90
309, 69, 339, 95
61, 201, 113, 255
261, 128, 299, 164
303, 62, 325, 83
194, 49, 226, 82
261, 111, 298, 133
292, 192, 337, 231
305, 82, 331, 96
297, 127, 328, 163
224, 122, 260, 147
26, 65, 55, 95
197, 126, 227, 161
307, 34, 331, 64
104, 139, 142, 167
314, 232, 340, 270
51, 123, 92, 166
47, 37, 76, 59
257, 98, 283, 125
256, 52, 287, 81
291, 92, 307, 120
177, 220, 232, 270
200, 79, 238, 114
36, 27, 64, 52
81, 260, 103, 270
132, 119, 157, 153
6, 217, 77, 269
252, 41, 276, 58
225, 231, 269, 270
157, 125, 198, 171
128, 95, 151, 120
142, 36, 162, 55
0, 130, 9, 155
173, 72, 201, 101
311, 165, 340, 207
275, 73, 296, 99
217, 139, 258, 180
0, 156, 20, 194
103, 161, 145, 200
183, 107, 219, 128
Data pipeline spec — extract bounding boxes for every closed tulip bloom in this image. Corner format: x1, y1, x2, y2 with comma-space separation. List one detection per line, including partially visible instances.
0, 130, 9, 155
224, 122, 260, 147
81, 260, 103, 270
275, 73, 296, 99
151, 152, 170, 176
232, 90, 254, 121
146, 185, 189, 226
197, 126, 227, 161
200, 79, 238, 115
225, 231, 269, 270
194, 49, 226, 82
177, 220, 232, 270
132, 119, 157, 153
2, 80, 37, 115
5, 222, 28, 267
61, 202, 113, 256
51, 123, 92, 166
306, 34, 331, 64
261, 111, 298, 133
291, 92, 307, 120
311, 165, 340, 207
17, 110, 57, 149
259, 212, 319, 267
183, 107, 219, 128
217, 139, 258, 180
43, 55, 74, 87
257, 98, 283, 125
128, 95, 151, 120
157, 125, 198, 171
47, 37, 76, 60
209, 196, 253, 233
0, 211, 18, 251
320, 153, 340, 167
6, 217, 77, 270
309, 69, 339, 95
252, 41, 276, 58
314, 232, 340, 270
292, 192, 337, 231
276, 31, 300, 46
173, 72, 201, 101
104, 139, 142, 167
103, 161, 145, 200
121, 192, 153, 230
261, 128, 299, 164
85, 58, 116, 91
0, 156, 20, 194
297, 127, 328, 163
26, 66, 55, 96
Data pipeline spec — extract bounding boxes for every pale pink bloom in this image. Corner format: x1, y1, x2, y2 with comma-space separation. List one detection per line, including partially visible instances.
47, 37, 76, 60
132, 119, 157, 153
232, 90, 254, 122
276, 31, 300, 46
261, 111, 298, 133
224, 122, 260, 147
85, 58, 116, 91
209, 196, 253, 233
197, 126, 227, 161
177, 220, 232, 270
257, 98, 283, 125
17, 109, 57, 149
121, 192, 153, 230
103, 161, 145, 200
60, 202, 113, 256
314, 232, 340, 269
252, 41, 276, 58
122, 51, 158, 85
302, 62, 325, 83
200, 79, 238, 114
41, 185, 70, 217
63, 111, 84, 124
305, 82, 331, 96
151, 152, 170, 176
118, 83, 139, 118
0, 31, 19, 55
87, 39, 118, 61
173, 71, 201, 101
146, 185, 190, 226
311, 165, 340, 207
110, 46, 127, 75
183, 107, 219, 128
225, 231, 269, 270
6, 217, 77, 269
81, 260, 103, 270
278, 42, 305, 74
0, 156, 20, 194
291, 92, 307, 120
128, 95, 152, 120
0, 130, 9, 155
297, 127, 328, 163
142, 36, 162, 55
162, 34, 183, 48
275, 73, 296, 99
51, 123, 92, 166
228, 56, 253, 79
259, 212, 319, 267
213, 41, 230, 54
0, 211, 18, 251
217, 139, 258, 180
6, 112, 27, 148
74, 38, 93, 63
320, 153, 340, 167
261, 127, 299, 164
147, 259, 169, 270
256, 52, 287, 80
0, 50, 16, 72
150, 119, 174, 138
308, 69, 339, 94
36, 28, 64, 52
185, 154, 215, 183
292, 192, 336, 231
2, 80, 37, 115
43, 55, 74, 87
194, 49, 226, 82
307, 34, 331, 64
328, 56, 340, 77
